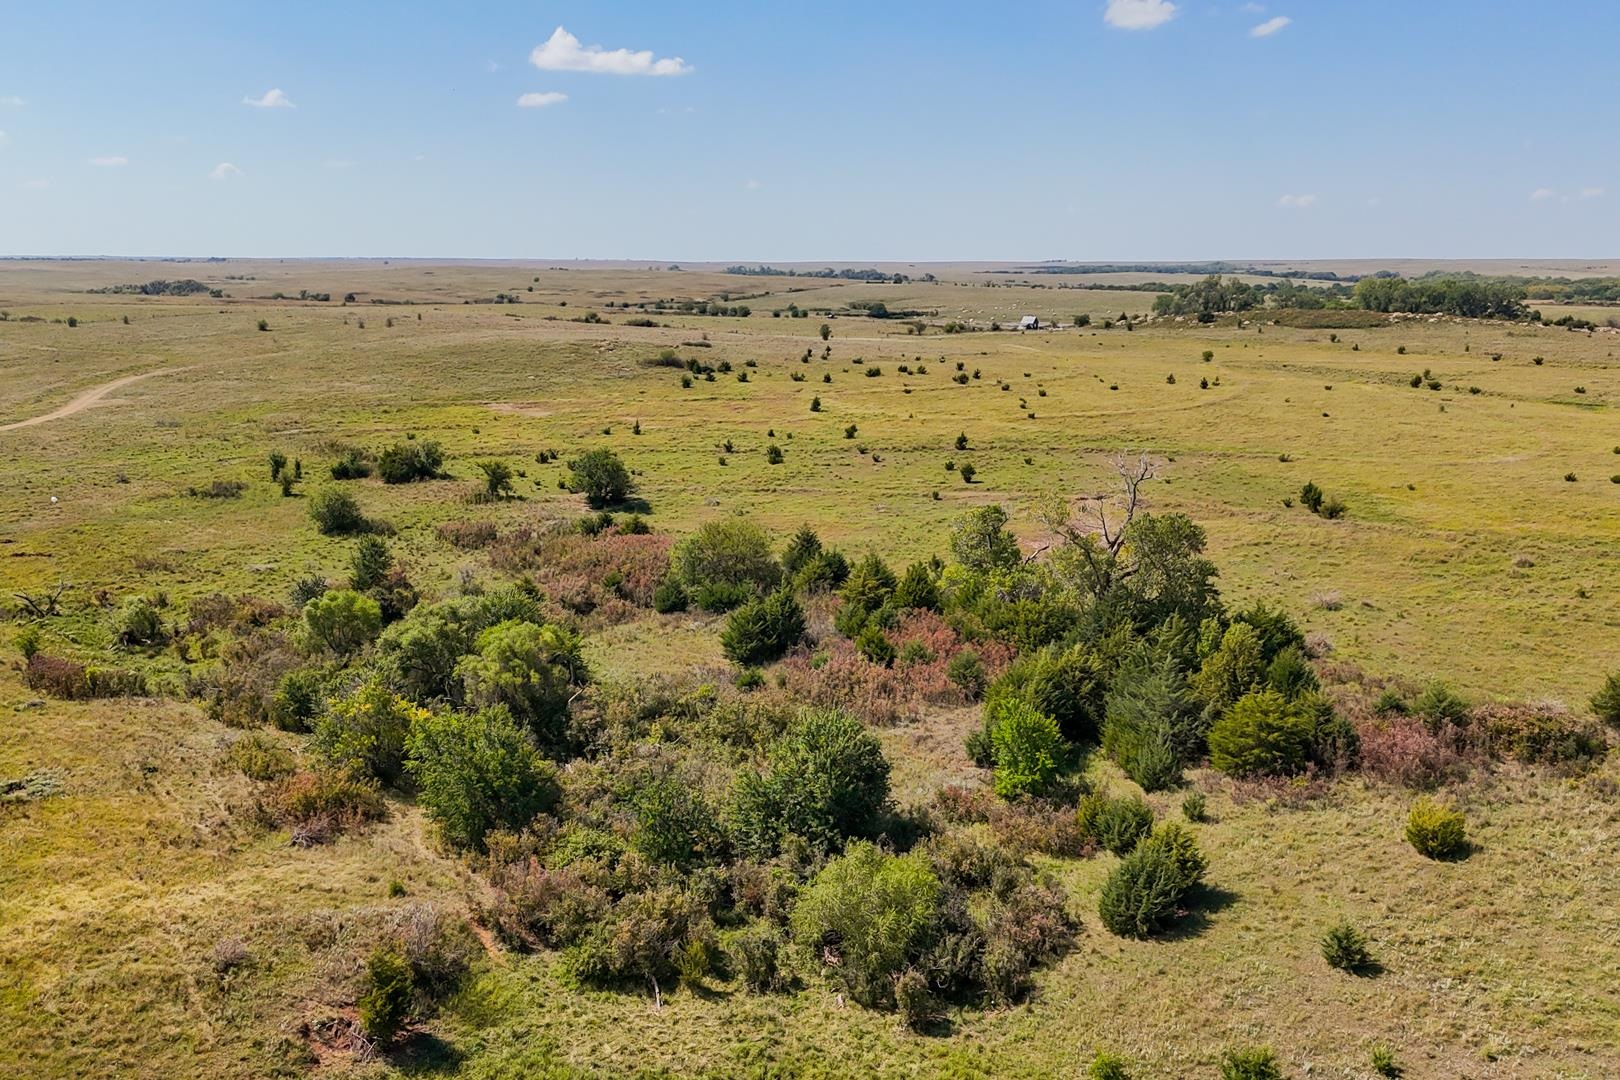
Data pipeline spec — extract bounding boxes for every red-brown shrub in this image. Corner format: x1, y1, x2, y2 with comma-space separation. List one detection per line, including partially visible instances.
489, 524, 671, 627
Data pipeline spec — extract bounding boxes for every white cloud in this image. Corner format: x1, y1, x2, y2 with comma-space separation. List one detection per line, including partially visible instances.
517, 91, 568, 108
209, 162, 243, 180
530, 26, 692, 75
1529, 187, 1555, 202
1366, 196, 1383, 207
0, 130, 7, 148
90, 155, 128, 167
243, 88, 295, 108
19, 178, 47, 190
1103, 0, 1177, 30
744, 178, 760, 190
1277, 193, 1317, 208
1580, 186, 1605, 199
0, 96, 22, 107
1240, 2, 1265, 11
1250, 16, 1291, 37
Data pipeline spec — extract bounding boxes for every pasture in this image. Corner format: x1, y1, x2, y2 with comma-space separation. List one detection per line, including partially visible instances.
3, 259, 1619, 1079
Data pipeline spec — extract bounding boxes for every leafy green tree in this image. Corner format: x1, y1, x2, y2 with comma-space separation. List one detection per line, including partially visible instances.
790, 841, 940, 1007
476, 459, 516, 500
314, 678, 430, 785
1191, 622, 1265, 715
987, 696, 1064, 798
631, 773, 727, 869
309, 487, 366, 535
405, 705, 559, 851
376, 440, 445, 484
457, 619, 587, 755
566, 448, 634, 507
949, 505, 1022, 574
673, 518, 781, 601
730, 709, 891, 858
836, 553, 897, 636
303, 589, 382, 655
1592, 671, 1620, 729
780, 525, 824, 579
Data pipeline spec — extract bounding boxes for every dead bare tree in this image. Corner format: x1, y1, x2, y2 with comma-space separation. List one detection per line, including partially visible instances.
1038, 453, 1156, 597
12, 580, 70, 618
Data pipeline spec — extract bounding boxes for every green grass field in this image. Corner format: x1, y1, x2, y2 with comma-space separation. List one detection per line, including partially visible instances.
3, 259, 1619, 1078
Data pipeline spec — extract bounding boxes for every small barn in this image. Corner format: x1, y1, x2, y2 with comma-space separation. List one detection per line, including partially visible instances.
1017, 315, 1040, 330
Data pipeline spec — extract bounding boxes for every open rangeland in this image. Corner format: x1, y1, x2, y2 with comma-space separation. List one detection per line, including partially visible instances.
3, 260, 1619, 1080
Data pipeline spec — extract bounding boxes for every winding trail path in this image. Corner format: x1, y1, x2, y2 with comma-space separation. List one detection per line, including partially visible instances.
0, 368, 183, 431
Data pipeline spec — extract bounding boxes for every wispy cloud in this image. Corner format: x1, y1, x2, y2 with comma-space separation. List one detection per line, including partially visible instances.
1580, 186, 1606, 199
0, 96, 23, 107
19, 178, 47, 190
1103, 0, 1177, 30
1529, 187, 1555, 202
1250, 16, 1291, 37
325, 159, 356, 170
209, 162, 243, 180
243, 88, 295, 108
517, 91, 568, 108
530, 27, 692, 75
90, 155, 128, 167
0, 130, 7, 148
1277, 193, 1317, 208
744, 178, 761, 190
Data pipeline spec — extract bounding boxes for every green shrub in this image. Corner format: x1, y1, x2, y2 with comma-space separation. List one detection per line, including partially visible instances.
632, 774, 726, 869
1220, 1046, 1283, 1080
330, 446, 372, 479
14, 625, 42, 661
836, 554, 897, 636
358, 949, 415, 1043
1406, 797, 1467, 859
1590, 671, 1620, 729
1103, 646, 1201, 792
228, 732, 297, 781
313, 679, 430, 786
349, 535, 392, 592
1321, 920, 1374, 973
1097, 824, 1206, 938
1191, 623, 1266, 715
1414, 682, 1470, 731
790, 841, 940, 1008
854, 622, 896, 667
264, 770, 388, 842
270, 668, 323, 732
376, 440, 445, 484
728, 923, 786, 993
566, 447, 634, 507
566, 885, 713, 995
406, 705, 559, 851
1077, 792, 1154, 855
947, 649, 988, 699
894, 966, 936, 1030
652, 576, 688, 614
303, 589, 382, 655
1088, 1052, 1131, 1080
1181, 790, 1207, 822
893, 561, 940, 611
729, 708, 891, 858
1208, 690, 1315, 777
721, 589, 805, 666
1370, 1045, 1401, 1078
673, 518, 781, 601
309, 487, 366, 535
986, 642, 1104, 744
114, 596, 168, 648
989, 696, 1065, 799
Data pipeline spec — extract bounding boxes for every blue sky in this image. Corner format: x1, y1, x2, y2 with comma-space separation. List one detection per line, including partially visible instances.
1, 1, 1615, 260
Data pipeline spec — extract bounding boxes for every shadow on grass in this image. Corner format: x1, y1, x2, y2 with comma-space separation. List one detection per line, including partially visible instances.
393, 1031, 463, 1075
1161, 883, 1240, 942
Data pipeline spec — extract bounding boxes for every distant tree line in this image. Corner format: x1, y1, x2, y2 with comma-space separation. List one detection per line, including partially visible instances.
725, 265, 920, 283
1152, 273, 1532, 321
88, 279, 219, 297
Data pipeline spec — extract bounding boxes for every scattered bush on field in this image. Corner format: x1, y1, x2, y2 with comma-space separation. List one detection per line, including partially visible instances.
1406, 796, 1467, 859
1321, 920, 1375, 973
